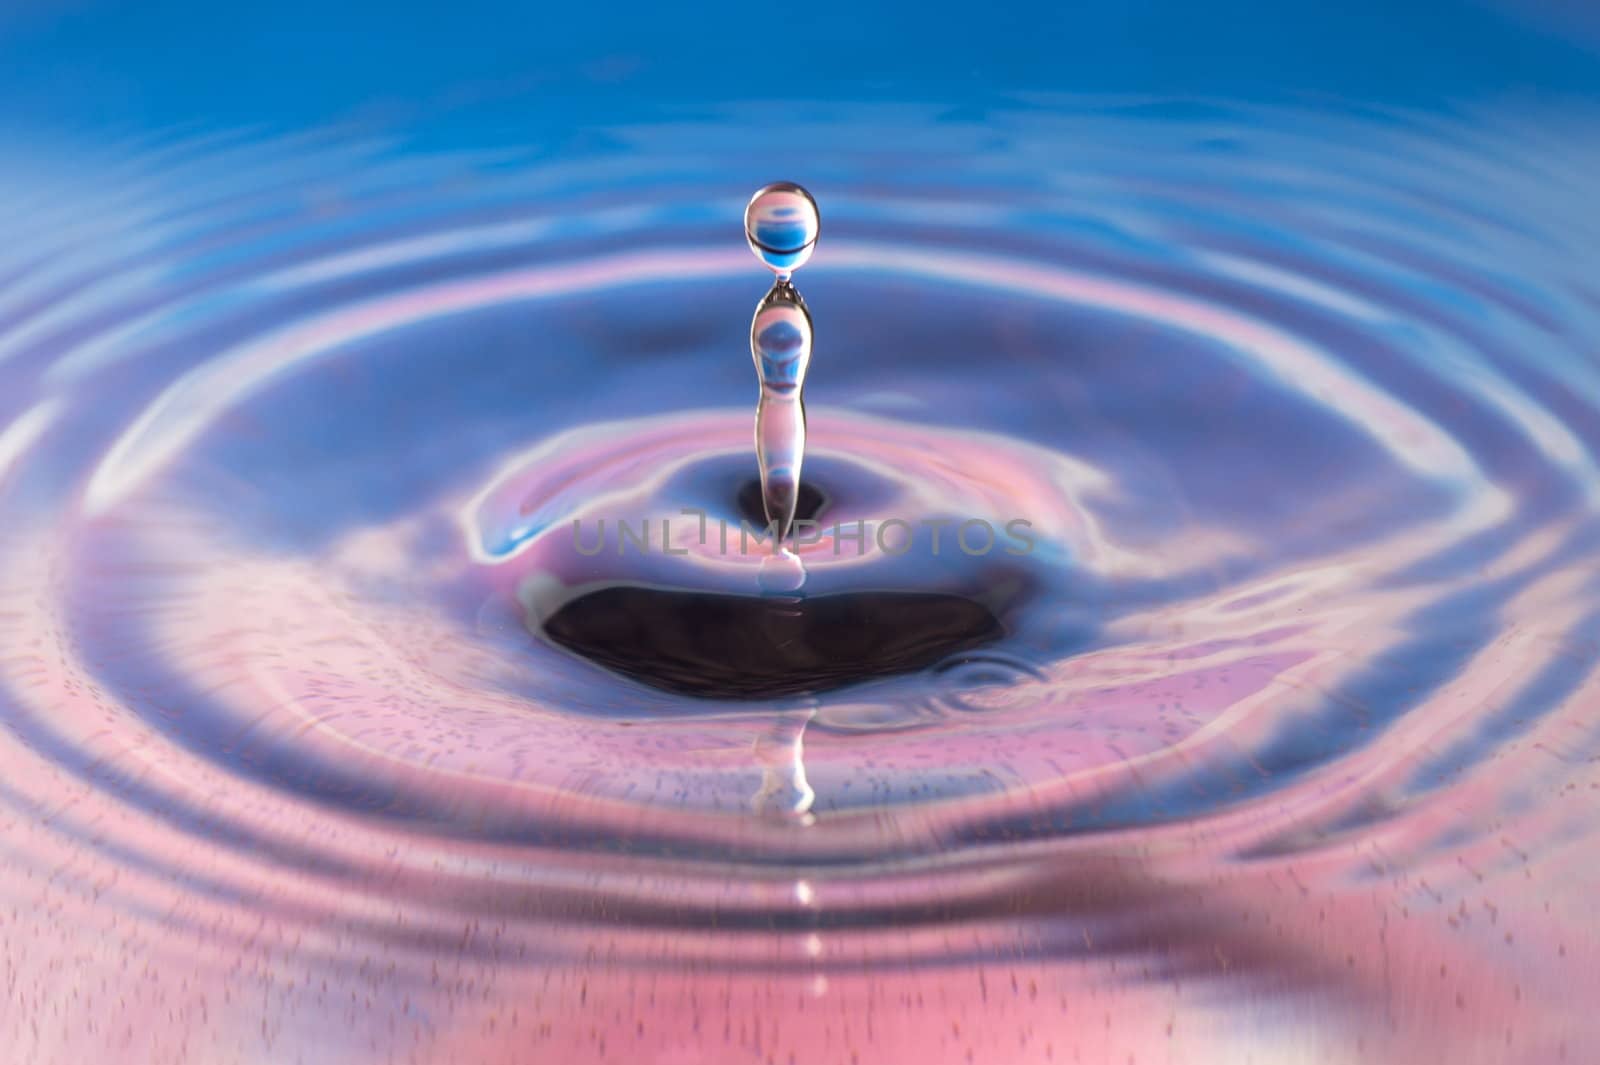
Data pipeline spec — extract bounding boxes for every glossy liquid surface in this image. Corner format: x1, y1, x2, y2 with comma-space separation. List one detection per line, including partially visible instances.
3, 13, 1600, 1062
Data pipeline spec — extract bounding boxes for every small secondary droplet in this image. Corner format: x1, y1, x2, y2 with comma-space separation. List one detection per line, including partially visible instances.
744, 181, 820, 282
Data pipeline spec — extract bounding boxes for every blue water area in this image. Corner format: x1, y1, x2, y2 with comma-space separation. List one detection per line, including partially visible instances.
4, 1, 1600, 135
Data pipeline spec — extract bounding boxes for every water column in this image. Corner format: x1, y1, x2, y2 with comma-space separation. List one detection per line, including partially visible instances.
745, 182, 820, 548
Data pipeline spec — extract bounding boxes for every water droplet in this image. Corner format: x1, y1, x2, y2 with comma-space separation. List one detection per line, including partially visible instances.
751, 283, 812, 393
744, 182, 819, 281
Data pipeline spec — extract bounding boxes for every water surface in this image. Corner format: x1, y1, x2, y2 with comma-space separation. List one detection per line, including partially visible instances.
3, 25, 1600, 1065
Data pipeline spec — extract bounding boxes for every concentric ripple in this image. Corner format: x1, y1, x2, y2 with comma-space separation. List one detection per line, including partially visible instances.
3, 101, 1600, 1062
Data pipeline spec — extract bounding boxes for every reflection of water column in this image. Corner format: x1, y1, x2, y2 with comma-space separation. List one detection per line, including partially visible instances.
747, 592, 817, 821
751, 283, 812, 543
744, 183, 819, 548
750, 704, 816, 823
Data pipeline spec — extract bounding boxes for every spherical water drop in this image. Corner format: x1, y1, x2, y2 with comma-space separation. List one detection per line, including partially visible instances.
744, 182, 819, 281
